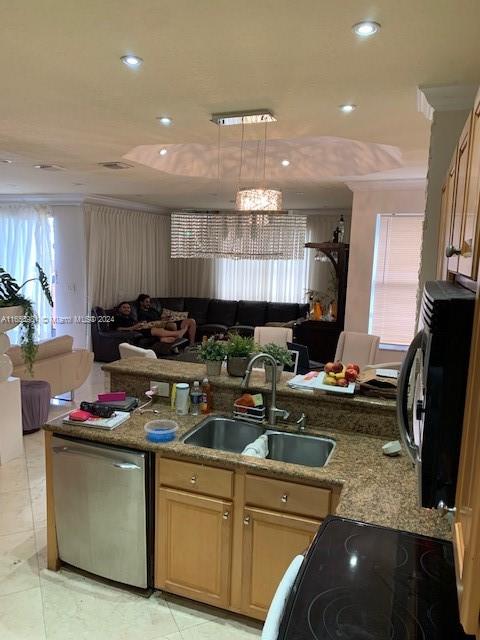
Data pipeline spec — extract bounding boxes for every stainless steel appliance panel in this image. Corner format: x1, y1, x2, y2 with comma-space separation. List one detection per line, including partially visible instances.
52, 435, 147, 588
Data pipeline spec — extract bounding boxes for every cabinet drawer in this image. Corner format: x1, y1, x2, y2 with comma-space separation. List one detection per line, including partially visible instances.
245, 474, 330, 519
158, 458, 233, 499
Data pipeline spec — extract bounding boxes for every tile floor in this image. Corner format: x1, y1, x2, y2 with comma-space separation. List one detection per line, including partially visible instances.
0, 363, 262, 639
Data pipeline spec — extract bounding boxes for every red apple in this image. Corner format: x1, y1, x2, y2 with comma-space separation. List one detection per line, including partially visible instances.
337, 379, 349, 387
345, 367, 358, 383
324, 362, 335, 374
332, 361, 344, 373
347, 363, 360, 374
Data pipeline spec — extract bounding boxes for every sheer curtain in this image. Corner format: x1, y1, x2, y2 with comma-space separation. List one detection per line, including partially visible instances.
0, 204, 55, 343
84, 204, 171, 309
211, 212, 351, 303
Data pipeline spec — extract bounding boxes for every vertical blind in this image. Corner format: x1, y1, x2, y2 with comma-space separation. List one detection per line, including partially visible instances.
369, 214, 424, 346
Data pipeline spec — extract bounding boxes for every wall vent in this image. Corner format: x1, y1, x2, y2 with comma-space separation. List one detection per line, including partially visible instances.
98, 161, 134, 170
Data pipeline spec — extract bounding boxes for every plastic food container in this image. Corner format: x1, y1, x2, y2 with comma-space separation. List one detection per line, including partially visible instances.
144, 419, 179, 443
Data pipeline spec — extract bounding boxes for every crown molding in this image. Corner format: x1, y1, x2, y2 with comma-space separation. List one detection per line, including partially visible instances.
346, 178, 427, 192
0, 193, 167, 213
417, 84, 477, 121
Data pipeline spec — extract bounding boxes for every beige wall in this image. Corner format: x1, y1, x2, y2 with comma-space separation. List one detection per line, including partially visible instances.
345, 186, 426, 363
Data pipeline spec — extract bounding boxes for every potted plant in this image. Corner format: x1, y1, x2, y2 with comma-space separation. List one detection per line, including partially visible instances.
225, 333, 256, 377
0, 263, 54, 376
198, 337, 226, 376
261, 343, 293, 383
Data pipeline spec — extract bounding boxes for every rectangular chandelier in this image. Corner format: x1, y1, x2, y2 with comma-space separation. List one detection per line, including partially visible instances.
211, 110, 277, 126
171, 212, 306, 260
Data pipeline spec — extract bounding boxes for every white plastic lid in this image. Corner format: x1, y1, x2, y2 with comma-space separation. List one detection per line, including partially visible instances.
202, 377, 209, 383
193, 380, 200, 386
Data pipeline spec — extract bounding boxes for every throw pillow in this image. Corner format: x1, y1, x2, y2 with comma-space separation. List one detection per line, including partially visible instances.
161, 308, 189, 321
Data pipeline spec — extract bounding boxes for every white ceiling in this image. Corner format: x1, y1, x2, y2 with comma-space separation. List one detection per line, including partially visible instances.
1, 0, 479, 210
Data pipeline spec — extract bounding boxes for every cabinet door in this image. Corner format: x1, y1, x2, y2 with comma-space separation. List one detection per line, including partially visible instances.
241, 506, 319, 620
437, 181, 451, 279
156, 487, 233, 608
458, 99, 480, 279
454, 293, 480, 637
448, 116, 472, 273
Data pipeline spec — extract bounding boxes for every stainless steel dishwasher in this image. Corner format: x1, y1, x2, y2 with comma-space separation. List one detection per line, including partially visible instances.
51, 434, 153, 589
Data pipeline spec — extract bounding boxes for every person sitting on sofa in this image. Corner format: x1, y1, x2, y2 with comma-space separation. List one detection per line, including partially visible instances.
136, 294, 196, 345
113, 301, 189, 345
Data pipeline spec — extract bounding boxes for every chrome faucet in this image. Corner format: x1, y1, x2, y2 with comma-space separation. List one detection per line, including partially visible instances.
241, 353, 290, 427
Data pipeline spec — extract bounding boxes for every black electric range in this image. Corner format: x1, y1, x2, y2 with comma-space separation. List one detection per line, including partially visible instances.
278, 516, 472, 640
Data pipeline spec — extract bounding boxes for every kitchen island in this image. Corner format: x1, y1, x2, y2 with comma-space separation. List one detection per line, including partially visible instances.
43, 357, 451, 620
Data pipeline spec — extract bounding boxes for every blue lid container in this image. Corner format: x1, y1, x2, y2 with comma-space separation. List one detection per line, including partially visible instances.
144, 419, 179, 443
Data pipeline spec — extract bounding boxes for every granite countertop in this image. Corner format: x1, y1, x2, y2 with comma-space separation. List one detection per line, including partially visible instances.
44, 402, 451, 541
102, 358, 396, 414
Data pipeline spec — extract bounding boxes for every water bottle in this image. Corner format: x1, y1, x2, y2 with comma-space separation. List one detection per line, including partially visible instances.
190, 381, 202, 415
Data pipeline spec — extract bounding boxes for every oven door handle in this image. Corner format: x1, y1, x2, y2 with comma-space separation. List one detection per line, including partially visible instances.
397, 331, 423, 464
262, 554, 304, 640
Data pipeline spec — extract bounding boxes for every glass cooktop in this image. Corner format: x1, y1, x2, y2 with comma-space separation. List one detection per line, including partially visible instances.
279, 516, 473, 640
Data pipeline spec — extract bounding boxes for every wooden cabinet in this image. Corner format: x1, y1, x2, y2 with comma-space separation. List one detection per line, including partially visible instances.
458, 97, 480, 279
437, 158, 457, 279
155, 457, 333, 620
448, 115, 472, 273
240, 506, 319, 620
453, 289, 480, 638
155, 486, 233, 607
440, 90, 480, 283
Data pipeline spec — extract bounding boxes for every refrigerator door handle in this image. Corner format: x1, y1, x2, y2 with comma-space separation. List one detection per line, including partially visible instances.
397, 331, 422, 464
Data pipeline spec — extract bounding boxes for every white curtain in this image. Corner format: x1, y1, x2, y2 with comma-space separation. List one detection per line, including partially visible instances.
84, 204, 171, 309
170, 258, 216, 298
213, 257, 307, 302
0, 204, 55, 343
211, 212, 351, 303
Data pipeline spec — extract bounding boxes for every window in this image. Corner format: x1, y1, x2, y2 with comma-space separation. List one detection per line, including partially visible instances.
368, 214, 424, 347
0, 205, 55, 343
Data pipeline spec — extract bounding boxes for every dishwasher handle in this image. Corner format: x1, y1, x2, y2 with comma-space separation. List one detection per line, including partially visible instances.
52, 445, 142, 470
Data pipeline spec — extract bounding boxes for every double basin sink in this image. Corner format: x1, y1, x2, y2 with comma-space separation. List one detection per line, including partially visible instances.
182, 416, 335, 468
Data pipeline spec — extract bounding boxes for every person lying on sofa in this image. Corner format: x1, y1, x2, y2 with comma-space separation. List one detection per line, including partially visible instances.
136, 294, 196, 345
113, 301, 190, 345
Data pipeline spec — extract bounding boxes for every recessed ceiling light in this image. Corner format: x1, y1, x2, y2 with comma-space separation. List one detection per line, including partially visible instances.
352, 21, 380, 37
295, 192, 305, 195
157, 116, 173, 126
339, 104, 356, 113
0, 159, 13, 164
281, 159, 290, 167
159, 148, 168, 156
121, 55, 143, 68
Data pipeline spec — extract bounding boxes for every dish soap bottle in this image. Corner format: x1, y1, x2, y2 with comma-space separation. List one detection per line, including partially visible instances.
190, 381, 202, 415
201, 378, 213, 414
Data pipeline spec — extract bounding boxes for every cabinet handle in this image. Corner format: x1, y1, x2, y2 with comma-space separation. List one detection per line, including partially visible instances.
446, 244, 461, 258
243, 515, 251, 525
281, 494, 288, 503
190, 475, 197, 484
223, 511, 230, 520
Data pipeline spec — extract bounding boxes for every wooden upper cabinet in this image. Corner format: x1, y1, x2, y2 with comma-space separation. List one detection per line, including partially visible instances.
458, 95, 480, 279
155, 487, 233, 608
454, 290, 480, 638
448, 115, 472, 274
437, 158, 457, 279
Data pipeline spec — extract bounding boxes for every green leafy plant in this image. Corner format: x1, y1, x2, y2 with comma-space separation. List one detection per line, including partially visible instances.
198, 337, 226, 362
261, 343, 293, 367
226, 333, 257, 358
0, 263, 54, 374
